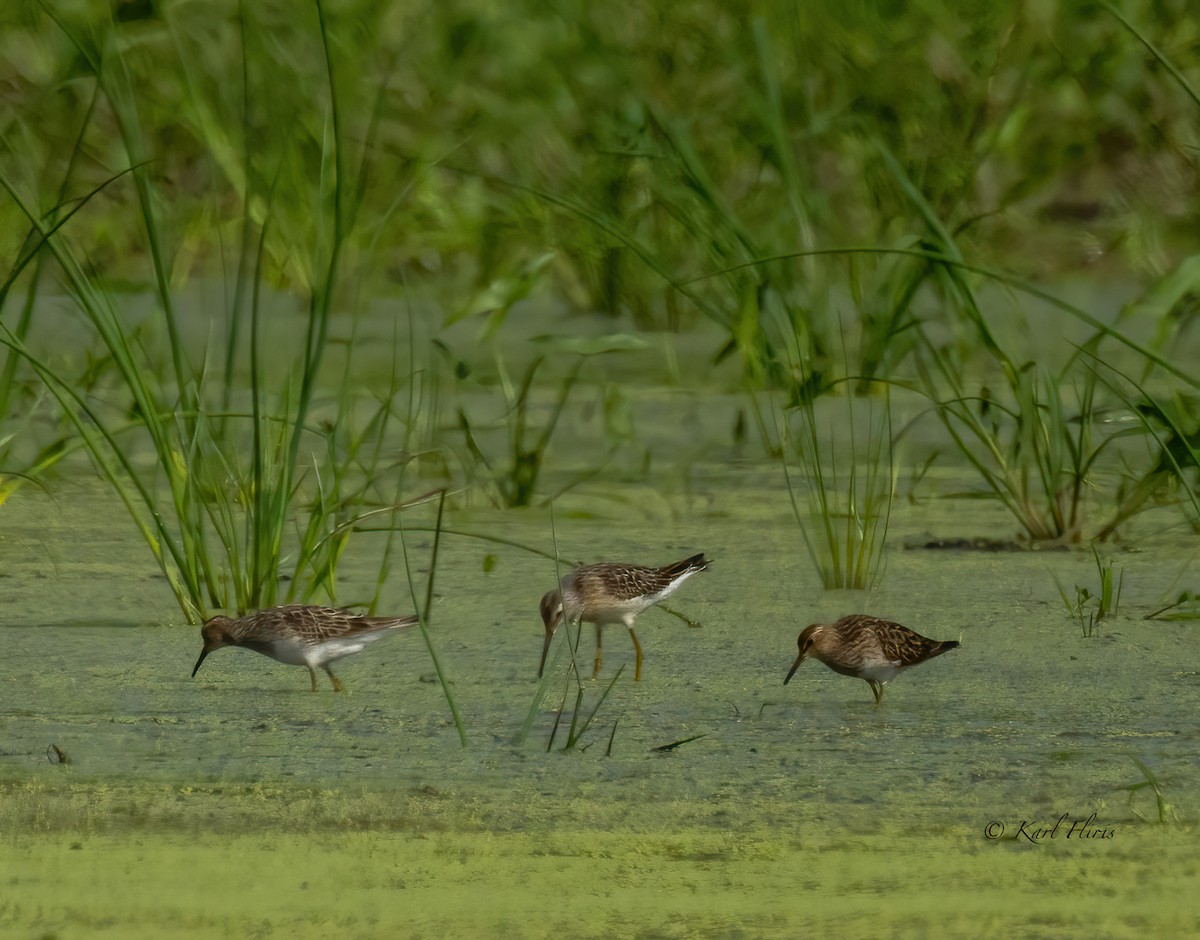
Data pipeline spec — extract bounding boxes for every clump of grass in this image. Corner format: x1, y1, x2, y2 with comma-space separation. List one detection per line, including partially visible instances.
842, 124, 1196, 545
915, 334, 1116, 544
447, 333, 646, 508
780, 376, 895, 590
1055, 546, 1124, 638
455, 352, 584, 508
0, 4, 431, 620
546, 665, 624, 753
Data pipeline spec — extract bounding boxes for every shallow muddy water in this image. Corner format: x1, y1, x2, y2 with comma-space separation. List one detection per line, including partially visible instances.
2, 448, 1198, 937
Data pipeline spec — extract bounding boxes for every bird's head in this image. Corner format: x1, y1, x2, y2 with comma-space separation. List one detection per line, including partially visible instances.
191, 616, 236, 678
784, 624, 823, 684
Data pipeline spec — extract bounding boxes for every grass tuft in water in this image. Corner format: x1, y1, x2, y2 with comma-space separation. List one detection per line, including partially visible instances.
780, 376, 895, 590
1055, 547, 1124, 638
456, 352, 584, 509
915, 335, 1119, 544
544, 664, 625, 753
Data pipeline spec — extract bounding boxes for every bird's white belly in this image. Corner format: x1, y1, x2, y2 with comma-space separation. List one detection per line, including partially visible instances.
256, 639, 310, 666
307, 637, 371, 665
256, 638, 369, 667
571, 593, 666, 626
581, 603, 642, 625
859, 662, 902, 683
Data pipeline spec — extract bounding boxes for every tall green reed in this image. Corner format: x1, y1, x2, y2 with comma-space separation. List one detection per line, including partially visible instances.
0, 78, 115, 506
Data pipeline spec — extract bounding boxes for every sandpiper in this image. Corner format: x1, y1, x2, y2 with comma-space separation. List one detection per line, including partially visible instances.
538, 552, 709, 681
191, 605, 419, 692
783, 614, 959, 704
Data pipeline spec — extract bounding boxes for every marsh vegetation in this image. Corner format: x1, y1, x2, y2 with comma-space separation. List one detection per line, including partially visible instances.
3, 2, 1198, 603
2, 0, 1198, 934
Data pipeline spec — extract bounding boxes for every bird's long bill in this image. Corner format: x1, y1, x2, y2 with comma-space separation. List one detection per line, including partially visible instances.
783, 652, 806, 685
537, 627, 554, 678
191, 648, 210, 678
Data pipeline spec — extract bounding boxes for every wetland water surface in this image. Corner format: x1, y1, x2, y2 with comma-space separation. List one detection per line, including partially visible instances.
2, 458, 1198, 937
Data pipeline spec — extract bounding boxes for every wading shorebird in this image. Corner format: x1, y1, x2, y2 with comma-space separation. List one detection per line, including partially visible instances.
538, 553, 709, 681
191, 605, 419, 692
783, 614, 959, 704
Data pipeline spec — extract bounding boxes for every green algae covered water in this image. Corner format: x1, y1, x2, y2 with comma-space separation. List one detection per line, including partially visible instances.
2, 456, 1198, 938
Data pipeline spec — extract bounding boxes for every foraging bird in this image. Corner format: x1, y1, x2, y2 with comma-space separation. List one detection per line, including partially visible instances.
783, 614, 959, 704
191, 605, 418, 692
538, 553, 709, 681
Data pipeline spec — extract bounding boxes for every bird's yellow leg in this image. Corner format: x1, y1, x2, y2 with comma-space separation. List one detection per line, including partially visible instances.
628, 628, 644, 682
322, 664, 344, 692
308, 666, 320, 693
593, 623, 604, 678
868, 680, 884, 705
